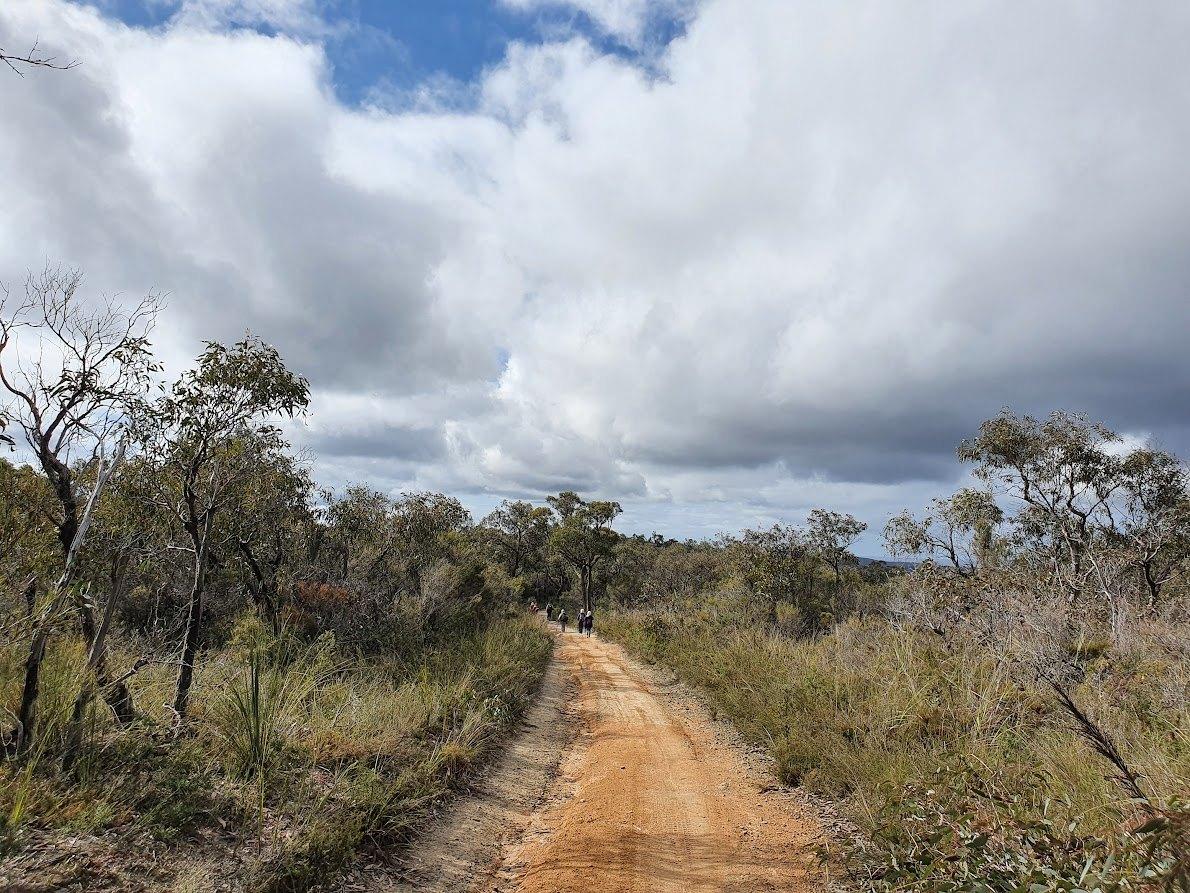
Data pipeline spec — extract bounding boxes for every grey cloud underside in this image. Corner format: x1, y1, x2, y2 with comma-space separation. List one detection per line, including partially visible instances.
3, 1, 1190, 545
0, 13, 486, 397
624, 411, 970, 483
302, 423, 445, 462
170, 148, 476, 391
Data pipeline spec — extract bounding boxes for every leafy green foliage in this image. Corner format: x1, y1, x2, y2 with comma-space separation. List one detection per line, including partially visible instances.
482, 499, 553, 577
885, 488, 1003, 575
807, 508, 868, 582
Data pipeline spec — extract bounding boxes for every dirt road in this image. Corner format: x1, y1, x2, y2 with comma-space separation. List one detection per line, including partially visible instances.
363, 626, 829, 893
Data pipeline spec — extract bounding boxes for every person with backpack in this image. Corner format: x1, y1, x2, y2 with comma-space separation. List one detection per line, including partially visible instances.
545, 603, 554, 621
558, 608, 568, 633
583, 610, 594, 637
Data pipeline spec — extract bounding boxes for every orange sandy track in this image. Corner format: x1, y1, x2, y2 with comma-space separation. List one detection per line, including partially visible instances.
498, 629, 826, 893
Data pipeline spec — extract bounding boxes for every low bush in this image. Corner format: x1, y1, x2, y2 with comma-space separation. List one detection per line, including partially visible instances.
858, 761, 1174, 892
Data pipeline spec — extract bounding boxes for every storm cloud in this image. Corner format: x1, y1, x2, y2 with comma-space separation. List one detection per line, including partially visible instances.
2, 0, 1189, 551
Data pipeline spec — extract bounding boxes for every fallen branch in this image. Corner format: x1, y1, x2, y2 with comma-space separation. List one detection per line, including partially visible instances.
1048, 678, 1149, 806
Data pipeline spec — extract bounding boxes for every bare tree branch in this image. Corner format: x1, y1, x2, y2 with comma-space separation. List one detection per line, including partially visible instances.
0, 39, 79, 76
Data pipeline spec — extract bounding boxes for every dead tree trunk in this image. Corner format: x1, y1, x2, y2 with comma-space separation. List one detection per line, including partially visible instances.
11, 578, 48, 758
172, 571, 205, 721
61, 551, 138, 770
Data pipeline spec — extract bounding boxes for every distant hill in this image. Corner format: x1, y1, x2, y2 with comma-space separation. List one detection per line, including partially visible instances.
857, 556, 919, 569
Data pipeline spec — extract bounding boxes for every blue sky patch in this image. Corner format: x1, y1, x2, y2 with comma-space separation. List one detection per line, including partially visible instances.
99, 1, 688, 106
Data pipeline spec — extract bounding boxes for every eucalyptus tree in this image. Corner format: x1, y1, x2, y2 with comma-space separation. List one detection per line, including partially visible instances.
548, 494, 621, 613
958, 410, 1125, 599
321, 485, 396, 588
482, 500, 553, 578
603, 537, 720, 609
0, 266, 159, 625
884, 489, 1003, 576
390, 492, 472, 593
958, 410, 1190, 611
606, 537, 657, 609
1115, 448, 1190, 609
646, 541, 725, 605
806, 508, 867, 585
131, 335, 308, 720
0, 266, 158, 726
228, 448, 317, 632
723, 524, 819, 623
84, 453, 182, 639
546, 490, 583, 521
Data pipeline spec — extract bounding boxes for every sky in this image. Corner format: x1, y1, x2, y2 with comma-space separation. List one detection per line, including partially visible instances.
2, 0, 1189, 555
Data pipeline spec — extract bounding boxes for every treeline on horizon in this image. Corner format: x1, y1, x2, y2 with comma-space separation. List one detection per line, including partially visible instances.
1, 267, 1188, 891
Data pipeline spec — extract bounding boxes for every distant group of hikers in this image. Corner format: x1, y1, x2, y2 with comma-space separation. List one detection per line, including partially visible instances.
529, 601, 594, 636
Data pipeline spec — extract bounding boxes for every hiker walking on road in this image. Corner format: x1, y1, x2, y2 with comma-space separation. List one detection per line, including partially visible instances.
545, 603, 554, 621
583, 610, 594, 637
558, 608, 568, 633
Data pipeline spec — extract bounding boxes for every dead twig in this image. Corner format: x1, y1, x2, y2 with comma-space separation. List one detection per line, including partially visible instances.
1047, 678, 1149, 806
0, 40, 79, 76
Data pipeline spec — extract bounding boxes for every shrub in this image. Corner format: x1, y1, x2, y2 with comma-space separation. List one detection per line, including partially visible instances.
857, 761, 1166, 892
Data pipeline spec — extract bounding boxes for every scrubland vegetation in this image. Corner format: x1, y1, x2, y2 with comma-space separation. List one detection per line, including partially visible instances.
0, 614, 548, 889
1, 267, 1187, 891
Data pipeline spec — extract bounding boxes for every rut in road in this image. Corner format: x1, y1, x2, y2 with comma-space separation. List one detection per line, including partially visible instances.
364, 625, 830, 893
